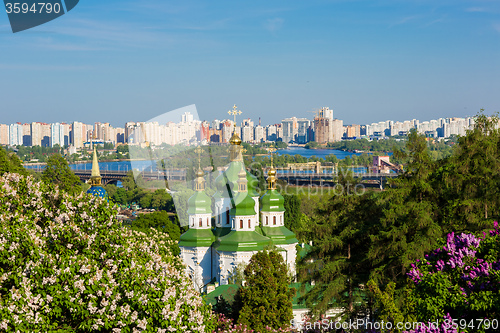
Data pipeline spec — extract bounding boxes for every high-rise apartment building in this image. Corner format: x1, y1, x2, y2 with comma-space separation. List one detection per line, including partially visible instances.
241, 125, 254, 142
221, 120, 234, 143
254, 125, 265, 143
296, 119, 310, 143
266, 125, 277, 141
344, 124, 361, 138
9, 123, 22, 146
50, 123, 64, 147
313, 107, 343, 143
199, 121, 210, 142
281, 117, 298, 143
241, 118, 254, 128
31, 122, 42, 147
71, 121, 85, 148
0, 124, 9, 145
211, 119, 221, 130
181, 112, 194, 123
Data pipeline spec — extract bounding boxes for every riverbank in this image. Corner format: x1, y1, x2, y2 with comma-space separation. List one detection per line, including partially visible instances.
23, 158, 148, 167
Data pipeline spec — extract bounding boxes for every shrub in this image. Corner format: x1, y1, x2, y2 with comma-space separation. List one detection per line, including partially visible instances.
0, 173, 214, 332
406, 223, 500, 333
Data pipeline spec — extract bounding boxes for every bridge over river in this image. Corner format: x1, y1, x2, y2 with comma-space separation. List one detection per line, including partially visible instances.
30, 169, 187, 185
274, 171, 398, 188
30, 165, 399, 188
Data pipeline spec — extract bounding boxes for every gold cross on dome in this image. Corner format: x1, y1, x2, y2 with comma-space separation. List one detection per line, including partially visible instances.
194, 146, 203, 168
228, 104, 242, 125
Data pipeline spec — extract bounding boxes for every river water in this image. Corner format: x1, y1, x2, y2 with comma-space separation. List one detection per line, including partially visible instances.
276, 147, 361, 159
24, 148, 360, 172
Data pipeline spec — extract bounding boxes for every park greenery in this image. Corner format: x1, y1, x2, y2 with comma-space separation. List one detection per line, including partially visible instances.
0, 172, 215, 332
234, 250, 295, 332
1, 112, 499, 332
296, 112, 500, 332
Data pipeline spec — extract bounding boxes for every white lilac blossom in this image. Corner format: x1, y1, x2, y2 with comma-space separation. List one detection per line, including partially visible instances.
0, 173, 214, 332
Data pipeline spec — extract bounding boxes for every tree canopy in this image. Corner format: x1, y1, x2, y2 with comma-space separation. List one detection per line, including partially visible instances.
41, 153, 81, 195
0, 146, 27, 176
0, 173, 214, 332
234, 250, 295, 332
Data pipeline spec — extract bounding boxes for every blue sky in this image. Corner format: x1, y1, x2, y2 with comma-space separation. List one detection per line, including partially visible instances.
1, 0, 499, 127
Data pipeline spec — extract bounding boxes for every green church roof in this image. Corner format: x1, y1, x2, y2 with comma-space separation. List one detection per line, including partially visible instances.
187, 191, 212, 214
213, 226, 232, 238
230, 192, 256, 216
215, 161, 258, 198
179, 228, 216, 247
260, 226, 298, 245
214, 230, 272, 252
205, 282, 313, 310
214, 172, 232, 199
261, 189, 285, 212
246, 171, 260, 197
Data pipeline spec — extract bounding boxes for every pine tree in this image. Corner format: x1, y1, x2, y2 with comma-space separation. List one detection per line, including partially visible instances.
298, 189, 380, 318
435, 111, 500, 232
369, 129, 441, 287
235, 250, 295, 331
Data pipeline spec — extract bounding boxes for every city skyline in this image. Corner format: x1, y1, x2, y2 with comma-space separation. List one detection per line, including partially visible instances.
1, 1, 499, 127
0, 111, 478, 149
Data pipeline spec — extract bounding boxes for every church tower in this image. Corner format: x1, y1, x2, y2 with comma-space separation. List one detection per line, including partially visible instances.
260, 151, 298, 274
214, 163, 271, 284
179, 159, 216, 292
86, 147, 109, 201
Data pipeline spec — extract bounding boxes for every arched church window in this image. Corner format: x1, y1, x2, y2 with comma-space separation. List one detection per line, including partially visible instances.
240, 220, 243, 229
207, 218, 210, 227
280, 215, 283, 225
199, 218, 202, 227
248, 219, 251, 228
191, 218, 194, 227
226, 212, 230, 225
273, 216, 276, 225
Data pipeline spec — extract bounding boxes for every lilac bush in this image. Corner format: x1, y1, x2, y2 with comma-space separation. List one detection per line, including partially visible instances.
0, 173, 215, 332
406, 223, 500, 333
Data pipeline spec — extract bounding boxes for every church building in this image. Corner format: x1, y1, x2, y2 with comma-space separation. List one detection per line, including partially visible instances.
179, 129, 298, 291
86, 146, 109, 201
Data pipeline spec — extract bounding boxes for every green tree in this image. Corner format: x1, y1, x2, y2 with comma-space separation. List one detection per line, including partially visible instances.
0, 146, 27, 176
41, 153, 81, 195
305, 141, 320, 149
298, 189, 380, 318
0, 173, 215, 332
369, 130, 441, 290
283, 194, 301, 232
128, 211, 181, 255
235, 250, 295, 331
435, 111, 500, 232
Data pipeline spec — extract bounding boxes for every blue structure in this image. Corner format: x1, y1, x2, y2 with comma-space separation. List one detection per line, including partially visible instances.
86, 147, 109, 201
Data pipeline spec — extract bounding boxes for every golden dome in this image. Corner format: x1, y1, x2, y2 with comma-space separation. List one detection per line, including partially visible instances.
196, 168, 205, 178
229, 132, 242, 146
